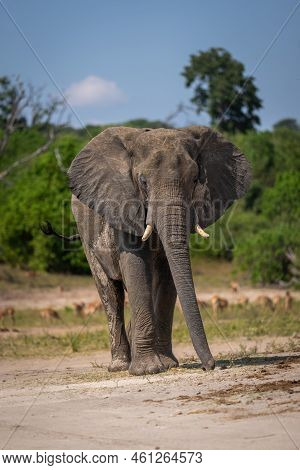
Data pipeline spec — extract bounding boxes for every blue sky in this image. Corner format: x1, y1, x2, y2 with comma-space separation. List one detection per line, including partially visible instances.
1, 0, 299, 129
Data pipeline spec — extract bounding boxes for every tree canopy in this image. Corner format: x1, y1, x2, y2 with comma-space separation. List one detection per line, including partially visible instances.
182, 47, 262, 133
273, 118, 300, 131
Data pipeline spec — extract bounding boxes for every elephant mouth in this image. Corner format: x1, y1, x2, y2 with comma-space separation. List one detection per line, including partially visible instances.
141, 200, 209, 241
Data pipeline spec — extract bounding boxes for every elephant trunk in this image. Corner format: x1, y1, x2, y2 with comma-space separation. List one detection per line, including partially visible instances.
155, 203, 215, 370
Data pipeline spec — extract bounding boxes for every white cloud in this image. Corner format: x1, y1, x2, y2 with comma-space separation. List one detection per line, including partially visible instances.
66, 75, 126, 107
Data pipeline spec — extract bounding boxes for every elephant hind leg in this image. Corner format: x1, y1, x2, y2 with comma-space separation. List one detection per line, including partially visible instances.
153, 255, 179, 369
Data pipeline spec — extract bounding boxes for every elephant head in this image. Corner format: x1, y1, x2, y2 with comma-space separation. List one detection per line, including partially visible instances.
68, 126, 251, 370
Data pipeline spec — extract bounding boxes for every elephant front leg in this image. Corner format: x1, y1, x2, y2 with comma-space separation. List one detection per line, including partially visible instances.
120, 250, 165, 376
153, 255, 179, 369
86, 250, 131, 372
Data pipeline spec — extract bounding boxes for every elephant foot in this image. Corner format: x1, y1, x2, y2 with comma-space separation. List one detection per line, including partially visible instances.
108, 357, 130, 372
159, 351, 179, 370
129, 353, 166, 376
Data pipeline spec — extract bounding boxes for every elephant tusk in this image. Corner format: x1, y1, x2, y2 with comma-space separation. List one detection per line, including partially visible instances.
195, 224, 209, 238
142, 224, 153, 241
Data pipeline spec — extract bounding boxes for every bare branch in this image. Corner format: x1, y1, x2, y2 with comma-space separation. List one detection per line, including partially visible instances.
0, 128, 54, 180
54, 147, 67, 173
0, 77, 28, 155
0, 76, 66, 157
285, 248, 297, 264
165, 102, 197, 125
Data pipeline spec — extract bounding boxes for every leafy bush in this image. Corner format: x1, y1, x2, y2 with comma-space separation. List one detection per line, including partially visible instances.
234, 226, 292, 284
236, 225, 300, 285
261, 171, 300, 224
0, 134, 89, 272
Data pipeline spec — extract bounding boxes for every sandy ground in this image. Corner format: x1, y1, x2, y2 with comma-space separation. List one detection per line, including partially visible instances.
1, 284, 300, 310
1, 282, 299, 449
0, 341, 299, 450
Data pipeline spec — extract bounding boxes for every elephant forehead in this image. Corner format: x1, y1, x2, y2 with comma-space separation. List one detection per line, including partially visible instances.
137, 150, 198, 180
135, 129, 191, 150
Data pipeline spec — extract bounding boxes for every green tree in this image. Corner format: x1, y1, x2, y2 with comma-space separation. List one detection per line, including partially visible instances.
273, 118, 299, 131
182, 47, 262, 133
234, 227, 293, 284
272, 128, 300, 173
261, 171, 300, 225
123, 118, 171, 129
0, 133, 89, 272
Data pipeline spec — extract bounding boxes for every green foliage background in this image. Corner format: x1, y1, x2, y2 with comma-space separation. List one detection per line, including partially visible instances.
189, 127, 300, 283
1, 121, 300, 284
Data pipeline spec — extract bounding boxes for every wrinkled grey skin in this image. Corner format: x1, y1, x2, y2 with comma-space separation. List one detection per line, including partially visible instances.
68, 126, 251, 375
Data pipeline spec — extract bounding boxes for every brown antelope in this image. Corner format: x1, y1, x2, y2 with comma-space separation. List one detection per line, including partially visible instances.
284, 291, 293, 311
24, 271, 36, 278
272, 295, 282, 310
196, 297, 209, 309
73, 302, 86, 317
230, 281, 240, 293
255, 295, 274, 310
84, 301, 101, 316
74, 300, 101, 318
40, 308, 61, 321
236, 296, 249, 307
211, 295, 228, 316
0, 306, 15, 324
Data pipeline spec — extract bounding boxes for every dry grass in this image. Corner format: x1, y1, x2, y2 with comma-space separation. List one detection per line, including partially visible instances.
172, 302, 300, 344
191, 257, 247, 290
0, 259, 244, 294
0, 301, 299, 358
0, 264, 93, 293
0, 263, 298, 358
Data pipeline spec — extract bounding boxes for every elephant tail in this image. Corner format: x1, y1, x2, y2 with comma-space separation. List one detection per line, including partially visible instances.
40, 220, 81, 241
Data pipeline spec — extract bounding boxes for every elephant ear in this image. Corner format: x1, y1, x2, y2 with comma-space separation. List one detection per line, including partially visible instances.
68, 127, 145, 236
184, 126, 251, 228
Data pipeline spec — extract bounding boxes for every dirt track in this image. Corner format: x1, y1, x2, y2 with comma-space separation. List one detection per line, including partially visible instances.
1, 285, 300, 309
0, 342, 299, 450
1, 281, 299, 449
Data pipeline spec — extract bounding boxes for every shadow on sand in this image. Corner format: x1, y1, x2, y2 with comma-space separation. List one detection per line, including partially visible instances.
180, 353, 300, 370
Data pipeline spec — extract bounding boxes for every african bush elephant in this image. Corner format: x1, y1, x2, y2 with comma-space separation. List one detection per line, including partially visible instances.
67, 126, 251, 375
